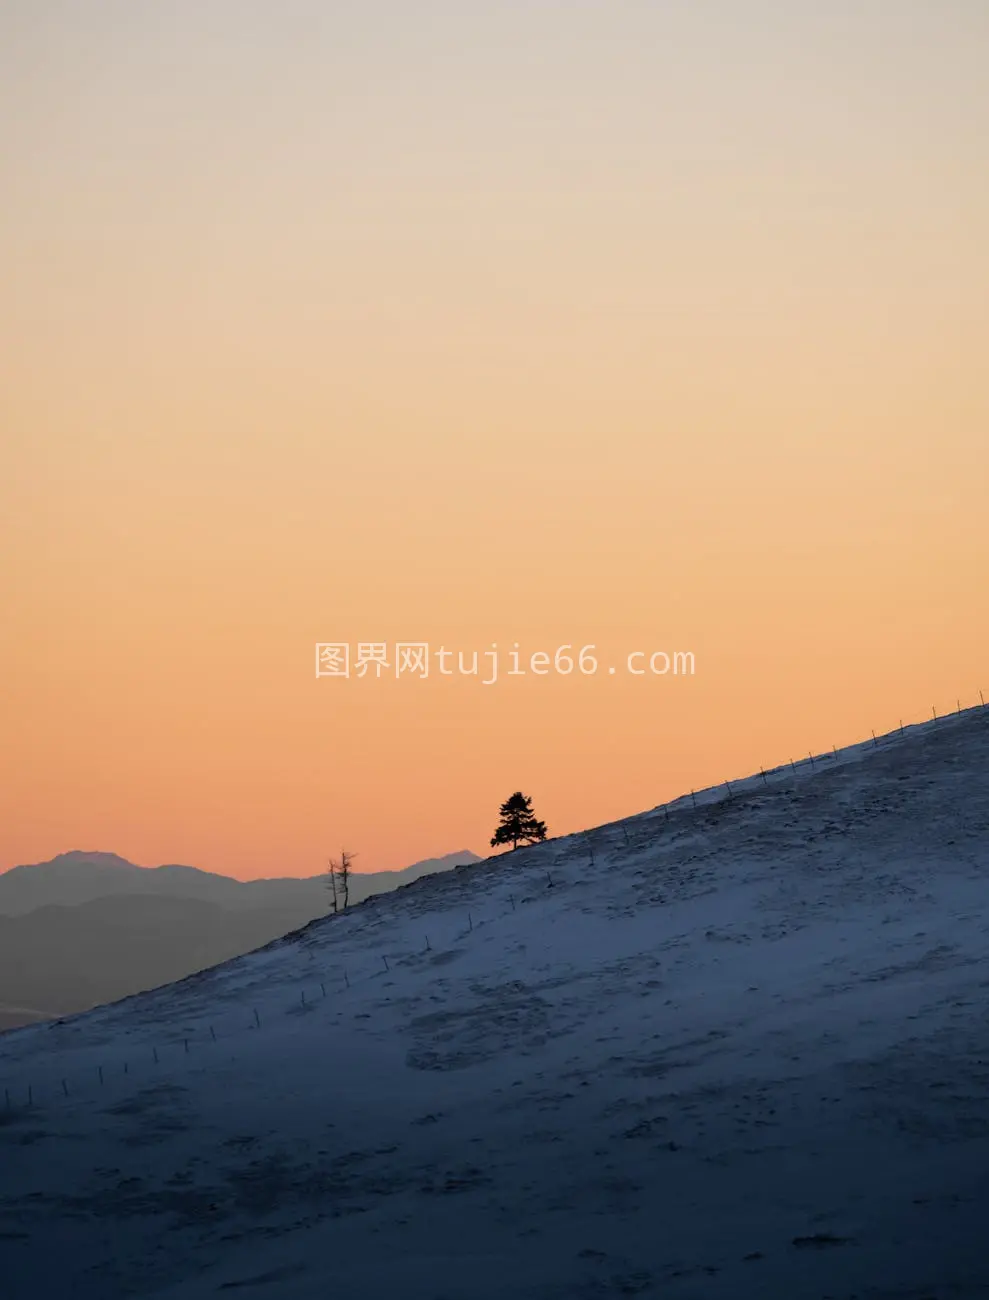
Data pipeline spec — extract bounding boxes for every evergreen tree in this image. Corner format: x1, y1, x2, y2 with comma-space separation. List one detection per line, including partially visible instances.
490, 792, 547, 850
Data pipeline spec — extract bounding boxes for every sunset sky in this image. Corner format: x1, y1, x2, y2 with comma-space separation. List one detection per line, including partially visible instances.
2, 1, 987, 879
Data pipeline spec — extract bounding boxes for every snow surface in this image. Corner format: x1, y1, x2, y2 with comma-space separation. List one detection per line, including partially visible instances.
2, 708, 989, 1299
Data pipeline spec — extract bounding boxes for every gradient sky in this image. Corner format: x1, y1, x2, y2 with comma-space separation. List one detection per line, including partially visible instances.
2, 1, 987, 878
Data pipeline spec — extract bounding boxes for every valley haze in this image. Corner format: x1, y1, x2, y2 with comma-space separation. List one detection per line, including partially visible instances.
0, 851, 481, 1030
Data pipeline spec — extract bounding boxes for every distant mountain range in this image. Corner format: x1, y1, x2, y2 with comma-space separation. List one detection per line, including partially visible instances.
0, 849, 481, 1029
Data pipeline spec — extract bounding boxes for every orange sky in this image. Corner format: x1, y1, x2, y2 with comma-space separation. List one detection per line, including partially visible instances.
1, 1, 987, 878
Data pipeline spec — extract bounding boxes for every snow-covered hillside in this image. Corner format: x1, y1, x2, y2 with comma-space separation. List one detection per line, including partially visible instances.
2, 708, 988, 1299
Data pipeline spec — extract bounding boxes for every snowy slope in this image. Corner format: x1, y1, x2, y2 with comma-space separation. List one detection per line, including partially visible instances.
2, 708, 988, 1299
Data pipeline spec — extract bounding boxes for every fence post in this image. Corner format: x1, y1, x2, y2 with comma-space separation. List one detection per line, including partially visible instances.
253, 1008, 260, 1028
808, 751, 815, 770
382, 955, 389, 972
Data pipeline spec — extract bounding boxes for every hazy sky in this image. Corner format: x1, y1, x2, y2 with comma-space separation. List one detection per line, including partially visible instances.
2, 1, 987, 877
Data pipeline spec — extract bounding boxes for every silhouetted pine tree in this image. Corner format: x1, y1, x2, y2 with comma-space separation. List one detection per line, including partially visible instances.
490, 792, 547, 850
